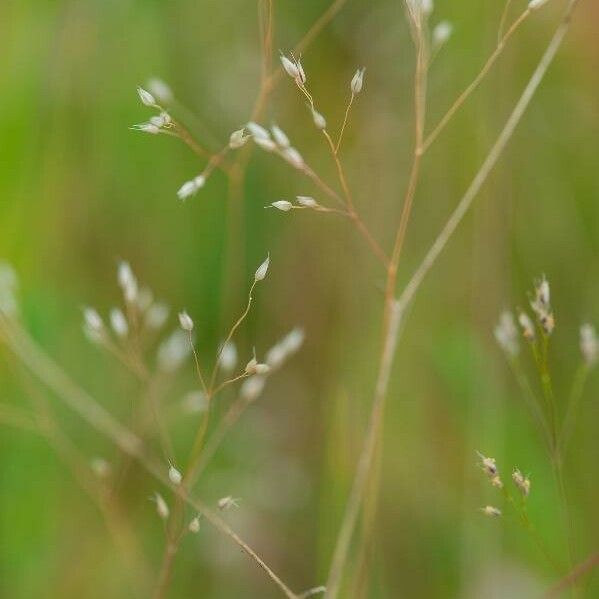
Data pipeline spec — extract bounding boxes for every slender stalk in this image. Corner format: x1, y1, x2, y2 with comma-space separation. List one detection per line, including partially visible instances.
422, 9, 531, 153
399, 0, 580, 311
326, 2, 581, 595
335, 93, 355, 153
559, 363, 590, 455
0, 318, 298, 599
544, 553, 599, 599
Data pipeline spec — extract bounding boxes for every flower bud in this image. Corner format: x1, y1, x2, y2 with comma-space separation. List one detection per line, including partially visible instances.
229, 128, 249, 149
137, 87, 157, 107
110, 308, 129, 338
270, 200, 293, 212
168, 464, 182, 485
254, 255, 270, 281
178, 311, 194, 332
311, 107, 327, 130
350, 68, 365, 95
188, 516, 201, 533
280, 54, 300, 79
271, 124, 290, 148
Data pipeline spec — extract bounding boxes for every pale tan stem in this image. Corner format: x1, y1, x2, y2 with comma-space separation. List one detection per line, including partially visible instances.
422, 9, 531, 153
0, 318, 297, 599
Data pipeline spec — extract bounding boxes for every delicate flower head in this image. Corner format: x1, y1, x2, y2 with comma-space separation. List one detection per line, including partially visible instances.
512, 469, 531, 497
83, 307, 104, 332
157, 329, 191, 372
421, 0, 434, 16
494, 311, 519, 357
168, 463, 182, 485
265, 327, 305, 369
131, 122, 161, 135
580, 323, 598, 366
117, 261, 138, 303
271, 124, 290, 148
282, 147, 304, 169
311, 107, 327, 130
518, 311, 536, 342
153, 493, 170, 520
240, 375, 266, 401
296, 196, 319, 208
490, 475, 503, 489
280, 53, 300, 79
246, 122, 271, 141
137, 87, 157, 107
476, 451, 498, 477
145, 302, 169, 330
529, 0, 548, 10
229, 128, 249, 149
270, 200, 293, 212
178, 311, 194, 332
217, 496, 240, 511
188, 515, 201, 533
177, 175, 205, 201
110, 308, 129, 338
219, 340, 238, 372
432, 21, 453, 47
254, 137, 277, 152
480, 505, 502, 518
146, 78, 173, 104
350, 67, 366, 95
254, 255, 270, 281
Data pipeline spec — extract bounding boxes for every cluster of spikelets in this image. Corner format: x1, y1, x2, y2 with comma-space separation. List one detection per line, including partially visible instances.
78, 255, 305, 525
477, 452, 531, 518
494, 276, 597, 366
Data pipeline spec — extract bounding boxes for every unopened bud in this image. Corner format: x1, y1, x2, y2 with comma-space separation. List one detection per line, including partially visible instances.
178, 311, 194, 332
270, 200, 293, 212
254, 255, 270, 281
350, 67, 365, 95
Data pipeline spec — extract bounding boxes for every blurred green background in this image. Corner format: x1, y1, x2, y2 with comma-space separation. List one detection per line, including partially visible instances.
1, 0, 598, 597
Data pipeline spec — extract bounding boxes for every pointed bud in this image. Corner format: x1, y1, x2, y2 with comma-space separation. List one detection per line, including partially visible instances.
154, 493, 169, 520
178, 311, 194, 332
529, 0, 548, 9
296, 196, 319, 208
83, 307, 104, 332
110, 308, 129, 338
280, 54, 300, 79
246, 122, 271, 141
480, 505, 502, 518
146, 78, 173, 104
282, 147, 304, 169
217, 496, 240, 511
432, 21, 453, 47
254, 255, 270, 281
229, 128, 249, 149
270, 200, 293, 212
168, 464, 182, 485
219, 340, 238, 372
240, 375, 266, 401
271, 124, 290, 148
188, 515, 201, 533
350, 68, 366, 95
311, 107, 327, 130
580, 324, 598, 366
137, 87, 157, 107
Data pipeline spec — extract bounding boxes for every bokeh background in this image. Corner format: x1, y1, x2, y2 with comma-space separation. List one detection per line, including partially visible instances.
1, 0, 598, 597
